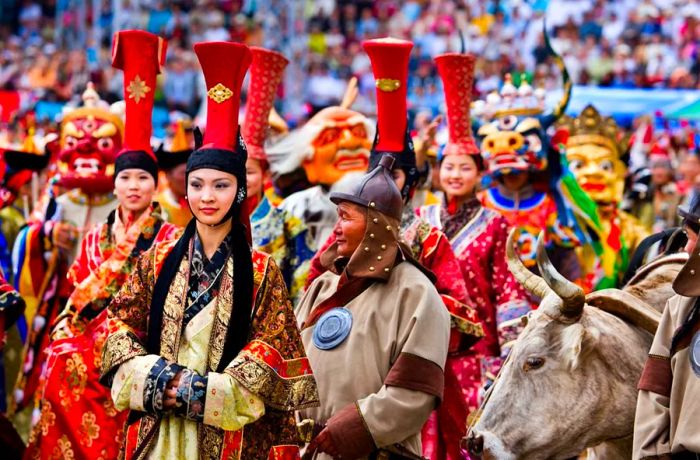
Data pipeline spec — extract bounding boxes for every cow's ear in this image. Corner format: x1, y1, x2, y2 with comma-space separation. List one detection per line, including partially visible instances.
559, 323, 600, 371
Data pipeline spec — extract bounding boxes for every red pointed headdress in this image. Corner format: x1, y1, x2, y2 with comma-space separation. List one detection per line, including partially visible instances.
112, 30, 166, 180
242, 47, 288, 167
435, 53, 480, 158
362, 38, 413, 153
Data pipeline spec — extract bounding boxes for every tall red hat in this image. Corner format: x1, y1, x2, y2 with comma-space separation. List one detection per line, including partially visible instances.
188, 42, 252, 234
362, 38, 413, 153
242, 47, 288, 166
112, 30, 166, 181
194, 41, 251, 153
435, 53, 480, 157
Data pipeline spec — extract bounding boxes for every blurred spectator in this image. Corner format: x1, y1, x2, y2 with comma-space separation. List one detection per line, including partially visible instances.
1, 0, 700, 130
163, 54, 198, 116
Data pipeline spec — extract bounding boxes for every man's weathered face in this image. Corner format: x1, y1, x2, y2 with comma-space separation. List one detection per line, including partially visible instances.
333, 201, 367, 257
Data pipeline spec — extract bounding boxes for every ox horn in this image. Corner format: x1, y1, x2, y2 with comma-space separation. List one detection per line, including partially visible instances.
586, 289, 661, 334
505, 228, 551, 299
535, 233, 585, 319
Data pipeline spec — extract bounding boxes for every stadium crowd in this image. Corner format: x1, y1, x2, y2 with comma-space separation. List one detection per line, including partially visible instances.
2, 0, 700, 121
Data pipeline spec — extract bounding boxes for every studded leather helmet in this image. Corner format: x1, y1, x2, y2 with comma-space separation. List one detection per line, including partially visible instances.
330, 154, 402, 221
322, 154, 404, 280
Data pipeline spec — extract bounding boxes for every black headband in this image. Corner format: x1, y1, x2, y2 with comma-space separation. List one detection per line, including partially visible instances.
114, 150, 159, 184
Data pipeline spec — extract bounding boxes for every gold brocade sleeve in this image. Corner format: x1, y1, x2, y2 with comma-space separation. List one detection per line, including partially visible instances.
100, 244, 159, 382
223, 255, 319, 411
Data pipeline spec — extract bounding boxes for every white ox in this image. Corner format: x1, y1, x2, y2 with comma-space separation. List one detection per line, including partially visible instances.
465, 231, 686, 460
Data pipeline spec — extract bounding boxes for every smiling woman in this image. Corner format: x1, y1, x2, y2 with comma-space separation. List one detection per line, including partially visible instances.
114, 169, 157, 214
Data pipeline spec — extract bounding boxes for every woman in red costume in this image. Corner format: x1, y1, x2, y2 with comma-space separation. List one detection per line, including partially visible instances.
25, 31, 181, 460
418, 53, 531, 460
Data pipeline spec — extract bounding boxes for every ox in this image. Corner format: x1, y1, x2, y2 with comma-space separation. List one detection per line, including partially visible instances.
465, 231, 686, 460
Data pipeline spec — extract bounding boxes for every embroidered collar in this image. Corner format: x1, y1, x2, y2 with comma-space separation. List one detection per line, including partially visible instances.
439, 197, 482, 240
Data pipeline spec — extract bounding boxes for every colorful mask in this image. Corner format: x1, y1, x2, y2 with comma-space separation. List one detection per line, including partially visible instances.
558, 105, 625, 205
57, 83, 124, 194
302, 107, 371, 186
474, 73, 571, 184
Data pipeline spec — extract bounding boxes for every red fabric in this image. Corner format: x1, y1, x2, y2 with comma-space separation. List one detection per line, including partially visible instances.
112, 30, 166, 156
362, 38, 412, 152
267, 445, 301, 459
0, 90, 20, 123
194, 42, 251, 151
24, 220, 179, 460
418, 205, 530, 459
434, 53, 479, 155
24, 309, 128, 460
242, 47, 288, 161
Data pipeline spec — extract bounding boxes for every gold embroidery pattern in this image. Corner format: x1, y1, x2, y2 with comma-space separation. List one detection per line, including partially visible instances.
208, 258, 234, 371
127, 75, 150, 103
39, 400, 56, 436
224, 353, 319, 411
133, 416, 159, 460
60, 353, 88, 407
101, 330, 147, 380
50, 435, 75, 460
102, 398, 118, 418
376, 78, 400, 92
198, 424, 224, 460
208, 83, 233, 103
160, 256, 189, 362
79, 412, 100, 447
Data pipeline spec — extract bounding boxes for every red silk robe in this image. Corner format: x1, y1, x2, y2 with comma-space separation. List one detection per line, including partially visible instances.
25, 205, 181, 460
419, 200, 531, 460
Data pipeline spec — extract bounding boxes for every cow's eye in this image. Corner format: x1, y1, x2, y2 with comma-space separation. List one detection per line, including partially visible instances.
524, 357, 545, 372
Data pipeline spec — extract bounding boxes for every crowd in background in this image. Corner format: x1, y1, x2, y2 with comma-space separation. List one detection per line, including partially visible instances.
3, 0, 700, 124
2, 0, 700, 197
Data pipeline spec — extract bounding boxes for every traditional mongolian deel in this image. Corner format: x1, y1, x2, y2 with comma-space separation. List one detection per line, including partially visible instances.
243, 46, 315, 305
634, 198, 700, 458
101, 40, 319, 460
12, 82, 123, 430
419, 51, 531, 460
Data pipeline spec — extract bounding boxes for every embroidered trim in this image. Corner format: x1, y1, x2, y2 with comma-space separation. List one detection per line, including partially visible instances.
224, 340, 319, 411
143, 358, 184, 415
174, 368, 207, 422
100, 330, 147, 384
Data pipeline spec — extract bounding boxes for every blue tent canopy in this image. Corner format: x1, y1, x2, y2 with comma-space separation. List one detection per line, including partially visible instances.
546, 86, 700, 128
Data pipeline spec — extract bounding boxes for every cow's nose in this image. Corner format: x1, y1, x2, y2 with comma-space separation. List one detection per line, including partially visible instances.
466, 430, 484, 457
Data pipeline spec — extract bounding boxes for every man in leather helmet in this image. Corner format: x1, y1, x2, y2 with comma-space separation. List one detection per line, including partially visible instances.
296, 149, 450, 460
633, 193, 700, 459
